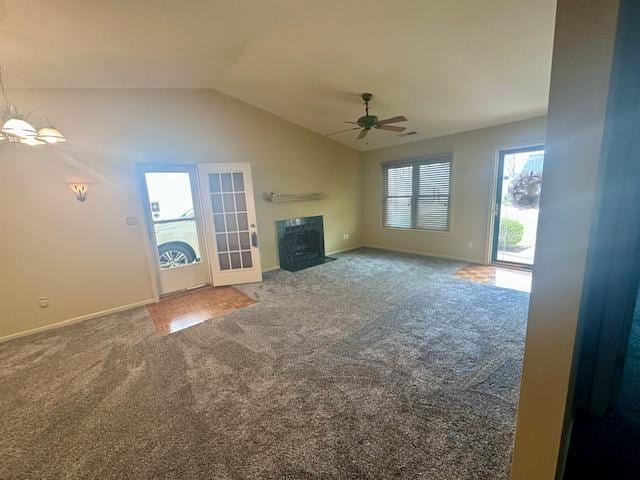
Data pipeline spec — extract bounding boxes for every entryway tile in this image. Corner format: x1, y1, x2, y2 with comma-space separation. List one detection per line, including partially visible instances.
146, 286, 255, 335
454, 264, 532, 293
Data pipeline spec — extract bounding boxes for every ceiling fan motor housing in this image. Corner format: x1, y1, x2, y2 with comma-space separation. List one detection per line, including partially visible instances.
357, 115, 378, 128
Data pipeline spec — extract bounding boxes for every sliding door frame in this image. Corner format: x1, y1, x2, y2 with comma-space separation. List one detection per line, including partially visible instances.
490, 144, 545, 269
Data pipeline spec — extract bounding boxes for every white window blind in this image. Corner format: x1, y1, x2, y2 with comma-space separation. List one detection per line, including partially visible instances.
382, 154, 452, 231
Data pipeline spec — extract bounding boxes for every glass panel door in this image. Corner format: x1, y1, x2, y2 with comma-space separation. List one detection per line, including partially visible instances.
208, 171, 254, 271
145, 172, 202, 268
492, 146, 545, 267
140, 167, 210, 295
199, 162, 262, 286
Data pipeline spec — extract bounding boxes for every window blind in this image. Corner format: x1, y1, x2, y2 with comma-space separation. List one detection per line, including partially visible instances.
382, 154, 452, 231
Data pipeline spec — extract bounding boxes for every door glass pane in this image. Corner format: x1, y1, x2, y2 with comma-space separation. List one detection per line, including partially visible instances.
235, 193, 247, 212
144, 172, 201, 270
221, 173, 233, 192
209, 173, 221, 193
223, 193, 235, 212
228, 233, 239, 251
241, 251, 252, 268
213, 214, 226, 232
237, 213, 249, 231
233, 172, 244, 191
216, 233, 228, 252
495, 148, 544, 266
211, 194, 223, 214
225, 214, 237, 232
145, 172, 195, 221
239, 232, 250, 250
153, 220, 201, 269
218, 253, 230, 270
230, 252, 242, 269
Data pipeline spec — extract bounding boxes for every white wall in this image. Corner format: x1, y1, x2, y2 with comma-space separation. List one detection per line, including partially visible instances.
510, 1, 620, 478
0, 89, 363, 340
361, 117, 547, 263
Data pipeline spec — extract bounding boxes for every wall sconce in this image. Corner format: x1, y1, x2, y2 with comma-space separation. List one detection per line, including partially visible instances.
68, 182, 91, 202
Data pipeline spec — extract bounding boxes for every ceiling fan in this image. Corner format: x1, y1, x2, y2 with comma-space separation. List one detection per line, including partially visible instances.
327, 93, 407, 140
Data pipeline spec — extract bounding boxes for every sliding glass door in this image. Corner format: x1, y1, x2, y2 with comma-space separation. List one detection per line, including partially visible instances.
492, 146, 545, 267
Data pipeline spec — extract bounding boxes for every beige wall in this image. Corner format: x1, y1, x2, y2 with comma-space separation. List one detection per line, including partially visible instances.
0, 89, 363, 340
510, 1, 620, 478
361, 117, 547, 263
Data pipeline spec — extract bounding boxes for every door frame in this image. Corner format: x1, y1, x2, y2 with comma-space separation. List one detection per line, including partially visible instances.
489, 144, 545, 269
136, 163, 212, 296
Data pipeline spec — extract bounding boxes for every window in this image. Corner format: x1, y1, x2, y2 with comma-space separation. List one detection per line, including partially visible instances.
382, 154, 452, 231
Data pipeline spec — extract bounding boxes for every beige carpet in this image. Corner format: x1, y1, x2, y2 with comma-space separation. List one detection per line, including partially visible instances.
0, 248, 529, 479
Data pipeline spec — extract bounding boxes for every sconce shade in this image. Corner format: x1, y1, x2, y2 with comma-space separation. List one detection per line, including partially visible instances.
69, 182, 90, 202
0, 131, 5, 141
37, 127, 66, 144
19, 137, 46, 146
2, 117, 37, 138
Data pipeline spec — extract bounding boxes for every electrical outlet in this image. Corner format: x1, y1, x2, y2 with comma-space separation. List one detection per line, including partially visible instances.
38, 297, 49, 308
343, 233, 350, 240
126, 217, 138, 226
467, 241, 473, 249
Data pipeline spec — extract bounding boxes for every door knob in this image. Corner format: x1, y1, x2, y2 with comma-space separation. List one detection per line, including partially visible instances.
251, 232, 259, 247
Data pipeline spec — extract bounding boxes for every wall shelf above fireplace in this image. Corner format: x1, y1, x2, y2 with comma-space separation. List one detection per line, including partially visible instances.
265, 192, 326, 203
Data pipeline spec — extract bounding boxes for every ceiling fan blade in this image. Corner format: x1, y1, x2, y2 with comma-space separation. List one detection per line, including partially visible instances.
376, 115, 407, 126
357, 128, 369, 140
375, 124, 406, 132
326, 126, 361, 136
343, 121, 360, 125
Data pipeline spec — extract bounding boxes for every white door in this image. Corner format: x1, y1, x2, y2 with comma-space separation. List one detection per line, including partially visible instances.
199, 163, 262, 286
139, 166, 210, 295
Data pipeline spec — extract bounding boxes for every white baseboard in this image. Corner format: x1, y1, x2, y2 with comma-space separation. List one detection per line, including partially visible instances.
3, 245, 370, 343
327, 245, 364, 256
261, 244, 365, 273
362, 244, 477, 264
0, 298, 157, 344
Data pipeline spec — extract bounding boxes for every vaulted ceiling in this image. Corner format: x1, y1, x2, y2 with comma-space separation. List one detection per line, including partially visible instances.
0, 0, 555, 151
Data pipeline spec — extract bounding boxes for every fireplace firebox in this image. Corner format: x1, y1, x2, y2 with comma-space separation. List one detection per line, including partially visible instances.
276, 216, 333, 272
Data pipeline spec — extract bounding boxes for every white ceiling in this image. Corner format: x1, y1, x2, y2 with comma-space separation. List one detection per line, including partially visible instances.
0, 0, 556, 151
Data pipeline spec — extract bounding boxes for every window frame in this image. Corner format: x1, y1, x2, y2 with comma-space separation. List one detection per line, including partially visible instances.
380, 153, 453, 232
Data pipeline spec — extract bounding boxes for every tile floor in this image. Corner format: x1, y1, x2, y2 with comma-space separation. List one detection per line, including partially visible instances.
146, 285, 255, 335
454, 264, 532, 293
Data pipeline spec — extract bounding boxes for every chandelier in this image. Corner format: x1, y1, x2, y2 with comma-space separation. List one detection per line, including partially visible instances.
0, 68, 66, 145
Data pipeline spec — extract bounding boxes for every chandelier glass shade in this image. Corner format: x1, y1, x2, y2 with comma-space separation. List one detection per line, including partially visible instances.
0, 68, 66, 145
19, 136, 47, 146
36, 126, 66, 144
2, 115, 38, 138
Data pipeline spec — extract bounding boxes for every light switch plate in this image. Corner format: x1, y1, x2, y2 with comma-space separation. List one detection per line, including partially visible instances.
126, 217, 138, 226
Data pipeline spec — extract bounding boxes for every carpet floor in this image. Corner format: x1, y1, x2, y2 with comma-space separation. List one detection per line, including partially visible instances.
0, 248, 530, 479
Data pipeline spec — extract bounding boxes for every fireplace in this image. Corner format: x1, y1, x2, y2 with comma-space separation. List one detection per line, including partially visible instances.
276, 215, 333, 272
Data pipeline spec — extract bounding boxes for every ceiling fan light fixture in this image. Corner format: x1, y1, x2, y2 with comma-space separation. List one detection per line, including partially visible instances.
37, 126, 66, 144
2, 116, 37, 138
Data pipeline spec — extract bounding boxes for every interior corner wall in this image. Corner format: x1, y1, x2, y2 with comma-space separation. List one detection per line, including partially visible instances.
361, 116, 547, 263
510, 0, 620, 478
0, 89, 363, 340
